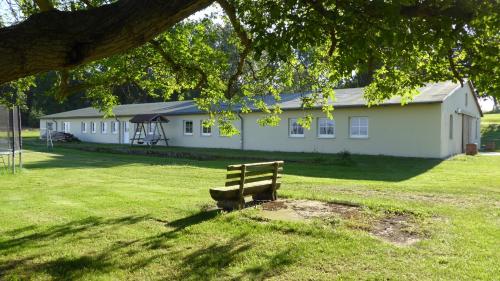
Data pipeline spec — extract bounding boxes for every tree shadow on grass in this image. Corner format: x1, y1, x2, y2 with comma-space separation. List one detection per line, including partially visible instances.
0, 215, 150, 279
173, 234, 297, 281
0, 216, 149, 255
21, 144, 443, 182
0, 210, 300, 280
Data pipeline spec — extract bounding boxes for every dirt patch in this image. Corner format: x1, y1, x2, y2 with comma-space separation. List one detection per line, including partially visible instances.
261, 199, 361, 220
258, 199, 422, 246
370, 214, 421, 246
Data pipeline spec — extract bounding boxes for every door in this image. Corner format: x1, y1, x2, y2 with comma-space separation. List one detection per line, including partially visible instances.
123, 121, 130, 144
462, 115, 473, 152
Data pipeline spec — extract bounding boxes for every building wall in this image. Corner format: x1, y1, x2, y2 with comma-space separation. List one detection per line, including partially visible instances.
40, 115, 242, 149
243, 104, 442, 158
40, 103, 444, 158
161, 115, 241, 149
440, 83, 482, 158
40, 117, 128, 144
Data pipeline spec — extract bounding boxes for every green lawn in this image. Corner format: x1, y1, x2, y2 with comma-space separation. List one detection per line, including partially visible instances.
482, 113, 500, 151
0, 134, 499, 280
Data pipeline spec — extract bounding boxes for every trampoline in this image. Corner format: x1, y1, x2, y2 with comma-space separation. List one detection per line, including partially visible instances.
0, 105, 22, 173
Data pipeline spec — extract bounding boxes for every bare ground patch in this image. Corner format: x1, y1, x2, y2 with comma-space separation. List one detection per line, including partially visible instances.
257, 199, 423, 246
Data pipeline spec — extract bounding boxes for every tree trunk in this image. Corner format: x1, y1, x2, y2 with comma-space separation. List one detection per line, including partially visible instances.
0, 0, 214, 85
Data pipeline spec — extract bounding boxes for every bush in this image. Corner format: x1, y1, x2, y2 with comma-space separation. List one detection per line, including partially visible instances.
337, 150, 355, 166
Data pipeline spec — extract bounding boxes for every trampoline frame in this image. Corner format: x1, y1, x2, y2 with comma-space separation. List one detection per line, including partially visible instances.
0, 106, 22, 174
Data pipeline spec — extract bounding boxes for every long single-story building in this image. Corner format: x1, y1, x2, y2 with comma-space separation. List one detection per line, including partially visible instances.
40, 81, 482, 158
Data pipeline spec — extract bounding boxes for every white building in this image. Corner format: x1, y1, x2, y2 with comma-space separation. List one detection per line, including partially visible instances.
40, 81, 482, 158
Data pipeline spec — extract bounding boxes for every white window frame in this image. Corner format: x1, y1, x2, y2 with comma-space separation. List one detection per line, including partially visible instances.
81, 122, 87, 133
201, 120, 212, 136
123, 121, 129, 133
317, 118, 335, 138
101, 121, 107, 134
63, 122, 71, 133
47, 122, 54, 131
289, 118, 305, 138
183, 120, 193, 136
111, 121, 119, 134
349, 117, 369, 139
146, 123, 153, 135
91, 122, 96, 133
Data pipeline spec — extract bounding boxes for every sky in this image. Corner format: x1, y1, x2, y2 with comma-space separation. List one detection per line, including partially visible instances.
479, 97, 495, 112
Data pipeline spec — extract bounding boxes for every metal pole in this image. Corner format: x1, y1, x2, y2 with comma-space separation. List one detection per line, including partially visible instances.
17, 106, 22, 169
10, 108, 15, 173
159, 122, 168, 146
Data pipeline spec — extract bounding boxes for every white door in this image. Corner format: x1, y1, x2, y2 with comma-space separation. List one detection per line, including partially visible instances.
123, 121, 130, 144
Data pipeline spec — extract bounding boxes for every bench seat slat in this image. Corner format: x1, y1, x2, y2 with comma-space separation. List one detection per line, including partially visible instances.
225, 174, 281, 186
227, 161, 283, 171
226, 168, 283, 179
210, 181, 281, 200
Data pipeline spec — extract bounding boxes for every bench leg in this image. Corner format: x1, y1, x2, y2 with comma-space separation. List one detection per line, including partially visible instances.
217, 200, 240, 211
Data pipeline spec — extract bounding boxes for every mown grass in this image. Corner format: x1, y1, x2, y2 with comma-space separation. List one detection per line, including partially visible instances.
481, 113, 500, 151
0, 133, 499, 280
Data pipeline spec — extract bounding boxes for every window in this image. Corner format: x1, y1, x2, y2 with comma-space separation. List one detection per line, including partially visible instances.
350, 117, 369, 138
289, 118, 304, 137
123, 121, 129, 133
201, 120, 212, 136
183, 120, 193, 135
91, 122, 96, 133
81, 122, 87, 133
318, 118, 335, 138
47, 122, 53, 131
63, 122, 71, 133
465, 92, 468, 106
147, 122, 157, 135
449, 115, 453, 139
101, 121, 107, 134
111, 121, 118, 134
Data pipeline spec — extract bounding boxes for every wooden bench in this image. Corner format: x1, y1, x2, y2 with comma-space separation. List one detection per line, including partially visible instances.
210, 161, 284, 210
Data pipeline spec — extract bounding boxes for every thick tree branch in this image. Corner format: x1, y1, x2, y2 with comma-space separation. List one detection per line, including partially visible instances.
149, 39, 208, 90
217, 0, 252, 99
304, 0, 337, 56
0, 0, 214, 85
34, 0, 55, 12
400, 4, 474, 20
448, 49, 464, 87
305, 0, 474, 21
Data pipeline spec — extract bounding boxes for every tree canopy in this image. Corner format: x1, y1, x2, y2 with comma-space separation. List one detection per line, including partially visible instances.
0, 0, 498, 132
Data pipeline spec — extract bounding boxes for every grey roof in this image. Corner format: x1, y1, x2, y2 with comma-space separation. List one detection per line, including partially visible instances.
41, 81, 461, 119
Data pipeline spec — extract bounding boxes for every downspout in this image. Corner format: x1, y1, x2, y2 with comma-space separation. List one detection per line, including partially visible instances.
115, 117, 121, 144
237, 112, 244, 150
52, 119, 58, 132
17, 106, 22, 169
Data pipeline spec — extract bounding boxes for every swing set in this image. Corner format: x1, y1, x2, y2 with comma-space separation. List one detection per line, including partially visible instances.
129, 114, 170, 146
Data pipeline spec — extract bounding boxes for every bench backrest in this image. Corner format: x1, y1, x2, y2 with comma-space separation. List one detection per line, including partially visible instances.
225, 161, 283, 188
